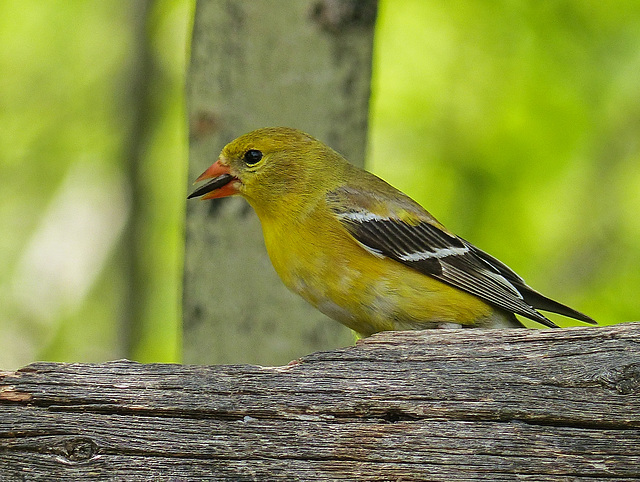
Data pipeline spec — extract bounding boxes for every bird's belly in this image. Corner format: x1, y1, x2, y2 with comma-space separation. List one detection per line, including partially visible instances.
271, 242, 497, 335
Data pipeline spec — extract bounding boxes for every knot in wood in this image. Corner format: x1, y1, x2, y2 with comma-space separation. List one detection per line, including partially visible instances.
596, 362, 640, 395
55, 437, 99, 463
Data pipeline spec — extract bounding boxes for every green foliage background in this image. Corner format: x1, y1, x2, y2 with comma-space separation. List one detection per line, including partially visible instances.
1, 1, 638, 369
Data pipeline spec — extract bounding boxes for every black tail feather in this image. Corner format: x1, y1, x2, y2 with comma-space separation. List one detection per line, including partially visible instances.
519, 287, 597, 325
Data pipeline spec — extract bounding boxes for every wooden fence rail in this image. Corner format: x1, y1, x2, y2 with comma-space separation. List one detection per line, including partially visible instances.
1, 323, 639, 480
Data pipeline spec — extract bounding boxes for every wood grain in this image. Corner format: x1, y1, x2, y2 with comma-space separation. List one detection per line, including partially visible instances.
1, 324, 639, 480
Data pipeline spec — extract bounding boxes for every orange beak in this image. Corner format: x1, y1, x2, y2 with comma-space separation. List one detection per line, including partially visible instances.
187, 160, 239, 200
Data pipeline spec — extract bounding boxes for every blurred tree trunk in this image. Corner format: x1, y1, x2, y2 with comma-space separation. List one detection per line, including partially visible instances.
183, 0, 378, 365
121, 0, 185, 363
121, 0, 153, 360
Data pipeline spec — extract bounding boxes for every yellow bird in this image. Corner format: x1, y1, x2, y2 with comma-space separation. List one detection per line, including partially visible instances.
189, 127, 595, 336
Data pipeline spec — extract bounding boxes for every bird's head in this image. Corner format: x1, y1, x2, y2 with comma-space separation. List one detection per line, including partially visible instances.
188, 127, 349, 217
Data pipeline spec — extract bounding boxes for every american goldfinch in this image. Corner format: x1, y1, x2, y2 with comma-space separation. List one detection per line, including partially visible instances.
188, 127, 595, 335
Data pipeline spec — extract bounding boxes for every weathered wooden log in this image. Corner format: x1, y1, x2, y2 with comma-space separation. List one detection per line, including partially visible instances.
1, 323, 639, 480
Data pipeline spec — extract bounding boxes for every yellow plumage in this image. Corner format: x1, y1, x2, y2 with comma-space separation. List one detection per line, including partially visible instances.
189, 127, 595, 336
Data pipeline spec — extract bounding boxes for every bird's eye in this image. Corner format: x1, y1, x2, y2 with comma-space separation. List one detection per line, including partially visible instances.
243, 149, 263, 165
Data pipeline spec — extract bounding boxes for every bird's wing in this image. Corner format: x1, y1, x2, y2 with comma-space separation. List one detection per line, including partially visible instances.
327, 185, 568, 327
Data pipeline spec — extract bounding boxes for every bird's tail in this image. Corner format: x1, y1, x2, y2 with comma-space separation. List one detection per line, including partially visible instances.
519, 287, 597, 325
